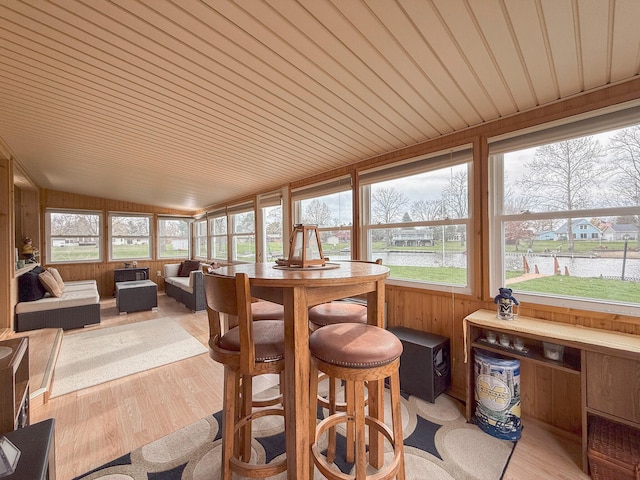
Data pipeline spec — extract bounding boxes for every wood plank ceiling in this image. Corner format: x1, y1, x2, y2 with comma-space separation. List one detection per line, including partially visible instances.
1, 0, 639, 210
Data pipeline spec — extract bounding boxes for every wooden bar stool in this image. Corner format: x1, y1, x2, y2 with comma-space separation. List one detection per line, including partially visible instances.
309, 323, 405, 480
309, 259, 382, 460
251, 300, 285, 320
204, 272, 287, 480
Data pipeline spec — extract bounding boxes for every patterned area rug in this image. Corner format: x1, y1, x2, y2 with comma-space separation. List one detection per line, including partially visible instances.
74, 384, 516, 480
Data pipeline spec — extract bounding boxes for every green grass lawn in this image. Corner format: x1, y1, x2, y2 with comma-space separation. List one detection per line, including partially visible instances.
507, 274, 639, 303
386, 264, 638, 304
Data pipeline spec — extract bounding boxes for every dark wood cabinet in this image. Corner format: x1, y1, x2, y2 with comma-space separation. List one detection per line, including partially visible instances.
2, 418, 55, 480
114, 267, 149, 283
0, 337, 29, 435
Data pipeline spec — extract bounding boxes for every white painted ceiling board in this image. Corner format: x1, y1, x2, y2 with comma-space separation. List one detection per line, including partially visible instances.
0, 0, 638, 210
504, 0, 558, 105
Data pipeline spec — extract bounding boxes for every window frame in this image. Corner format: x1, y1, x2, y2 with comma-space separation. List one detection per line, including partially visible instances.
157, 215, 192, 260
291, 175, 354, 260
257, 189, 286, 263
193, 217, 208, 260
207, 209, 228, 262
108, 212, 152, 261
45, 208, 103, 264
228, 201, 256, 263
488, 103, 640, 316
358, 146, 474, 294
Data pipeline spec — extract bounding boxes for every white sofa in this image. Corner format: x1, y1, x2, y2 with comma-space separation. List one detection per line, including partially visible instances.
163, 262, 206, 312
15, 273, 100, 332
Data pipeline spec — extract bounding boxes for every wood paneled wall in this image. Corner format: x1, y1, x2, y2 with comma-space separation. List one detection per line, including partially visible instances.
1, 78, 639, 434
385, 286, 638, 432
0, 156, 13, 337
37, 189, 196, 299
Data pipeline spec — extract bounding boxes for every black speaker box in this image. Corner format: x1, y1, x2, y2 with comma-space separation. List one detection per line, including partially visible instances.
387, 326, 451, 403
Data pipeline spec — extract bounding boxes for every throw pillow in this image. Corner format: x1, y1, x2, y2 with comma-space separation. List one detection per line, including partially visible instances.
178, 259, 201, 277
47, 267, 65, 291
18, 266, 48, 302
176, 261, 186, 276
39, 270, 63, 297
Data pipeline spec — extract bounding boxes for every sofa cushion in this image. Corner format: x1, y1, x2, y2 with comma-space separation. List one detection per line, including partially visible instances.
18, 266, 48, 302
39, 270, 63, 297
178, 260, 201, 277
47, 267, 65, 291
165, 275, 193, 294
15, 285, 100, 314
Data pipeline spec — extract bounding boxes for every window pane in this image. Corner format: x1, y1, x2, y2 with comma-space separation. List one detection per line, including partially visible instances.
503, 218, 638, 304
233, 235, 255, 262
370, 164, 469, 224
319, 229, 352, 260
300, 191, 352, 228
230, 211, 255, 262
49, 211, 102, 263
212, 217, 227, 235
263, 205, 284, 262
368, 225, 467, 285
111, 237, 151, 260
110, 215, 151, 260
208, 216, 228, 260
295, 188, 353, 258
195, 236, 207, 258
233, 211, 254, 234
194, 220, 207, 259
502, 128, 640, 214
158, 218, 190, 259
212, 236, 227, 259
360, 156, 471, 289
492, 122, 640, 311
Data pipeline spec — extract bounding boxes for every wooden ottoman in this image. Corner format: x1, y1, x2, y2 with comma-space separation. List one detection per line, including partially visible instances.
116, 280, 158, 314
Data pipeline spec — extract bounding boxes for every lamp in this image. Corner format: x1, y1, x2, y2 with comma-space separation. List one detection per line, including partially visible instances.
287, 224, 326, 268
0, 436, 20, 478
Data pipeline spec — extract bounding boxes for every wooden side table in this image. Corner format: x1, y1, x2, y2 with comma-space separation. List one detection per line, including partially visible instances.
464, 308, 640, 473
2, 418, 55, 480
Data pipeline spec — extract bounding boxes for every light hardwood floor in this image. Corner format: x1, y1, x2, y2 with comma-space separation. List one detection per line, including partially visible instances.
16, 293, 590, 480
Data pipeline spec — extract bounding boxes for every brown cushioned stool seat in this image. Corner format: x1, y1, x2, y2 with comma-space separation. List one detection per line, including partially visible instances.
309, 323, 406, 480
250, 300, 285, 321
308, 302, 367, 329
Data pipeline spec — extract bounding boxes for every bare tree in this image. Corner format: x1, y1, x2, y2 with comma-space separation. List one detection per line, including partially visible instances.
371, 187, 408, 224
50, 213, 100, 236
302, 199, 332, 226
112, 216, 149, 236
442, 170, 468, 219
410, 199, 443, 221
520, 137, 606, 251
442, 169, 468, 246
608, 126, 640, 235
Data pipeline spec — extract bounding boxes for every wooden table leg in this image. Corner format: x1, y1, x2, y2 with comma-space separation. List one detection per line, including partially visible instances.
283, 287, 311, 479
367, 281, 385, 468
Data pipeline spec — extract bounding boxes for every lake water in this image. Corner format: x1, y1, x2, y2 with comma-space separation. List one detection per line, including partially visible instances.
328, 251, 640, 280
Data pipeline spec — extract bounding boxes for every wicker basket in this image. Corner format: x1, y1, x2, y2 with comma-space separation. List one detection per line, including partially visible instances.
588, 416, 640, 480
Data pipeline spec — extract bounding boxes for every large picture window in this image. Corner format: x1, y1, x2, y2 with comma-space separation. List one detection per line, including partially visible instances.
359, 147, 473, 291
257, 190, 285, 263
46, 209, 102, 263
228, 202, 255, 262
157, 216, 191, 259
208, 211, 228, 261
194, 218, 207, 259
292, 176, 353, 261
109, 213, 151, 260
489, 105, 640, 315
